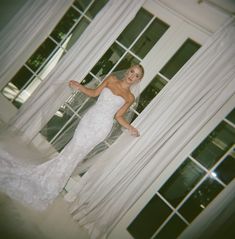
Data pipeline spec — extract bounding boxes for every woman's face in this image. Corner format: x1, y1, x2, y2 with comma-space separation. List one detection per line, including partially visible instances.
125, 66, 143, 85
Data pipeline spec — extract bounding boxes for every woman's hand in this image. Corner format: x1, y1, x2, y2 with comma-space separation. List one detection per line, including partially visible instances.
69, 80, 80, 91
128, 125, 140, 137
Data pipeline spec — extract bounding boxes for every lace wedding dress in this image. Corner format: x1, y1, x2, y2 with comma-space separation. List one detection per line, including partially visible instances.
0, 87, 125, 210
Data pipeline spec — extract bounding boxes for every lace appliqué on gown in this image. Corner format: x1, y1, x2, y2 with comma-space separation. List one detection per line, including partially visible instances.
0, 87, 125, 210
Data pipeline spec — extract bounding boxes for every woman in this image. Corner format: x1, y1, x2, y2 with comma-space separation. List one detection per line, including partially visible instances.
69, 64, 144, 137
0, 64, 144, 210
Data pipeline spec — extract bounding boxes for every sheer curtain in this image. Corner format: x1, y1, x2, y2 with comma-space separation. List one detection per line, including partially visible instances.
0, 0, 73, 89
8, 0, 146, 141
65, 18, 235, 239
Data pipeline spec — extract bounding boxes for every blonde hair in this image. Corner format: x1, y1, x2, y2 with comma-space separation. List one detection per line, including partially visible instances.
136, 64, 144, 78
131, 64, 145, 79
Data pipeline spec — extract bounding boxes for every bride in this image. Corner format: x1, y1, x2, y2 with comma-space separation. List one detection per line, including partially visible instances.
0, 64, 144, 210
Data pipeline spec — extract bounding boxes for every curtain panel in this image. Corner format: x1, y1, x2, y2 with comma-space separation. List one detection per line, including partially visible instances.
8, 0, 146, 141
0, 0, 73, 89
66, 18, 235, 239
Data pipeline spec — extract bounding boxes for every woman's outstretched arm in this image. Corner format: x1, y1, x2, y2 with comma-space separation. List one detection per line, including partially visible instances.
69, 76, 112, 97
115, 95, 140, 137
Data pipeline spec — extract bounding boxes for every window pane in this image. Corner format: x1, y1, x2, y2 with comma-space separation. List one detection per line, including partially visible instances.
136, 74, 167, 113
127, 194, 172, 239
113, 53, 140, 72
50, 7, 81, 43
86, 0, 109, 19
117, 8, 153, 48
226, 108, 235, 124
81, 73, 98, 85
153, 215, 187, 239
12, 77, 42, 109
191, 122, 235, 169
214, 150, 235, 184
40, 105, 76, 142
26, 38, 57, 72
1, 66, 33, 101
66, 77, 98, 112
179, 177, 224, 222
91, 43, 125, 77
73, 0, 92, 12
65, 17, 90, 51
131, 18, 169, 58
159, 158, 206, 207
51, 116, 81, 152
160, 39, 200, 79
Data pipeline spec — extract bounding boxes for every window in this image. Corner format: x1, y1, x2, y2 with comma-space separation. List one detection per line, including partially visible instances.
1, 0, 109, 108
127, 194, 172, 239
136, 39, 200, 114
127, 108, 235, 238
40, 8, 170, 154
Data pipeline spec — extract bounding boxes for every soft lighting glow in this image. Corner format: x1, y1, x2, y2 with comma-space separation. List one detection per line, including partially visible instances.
211, 172, 217, 178
200, 204, 205, 209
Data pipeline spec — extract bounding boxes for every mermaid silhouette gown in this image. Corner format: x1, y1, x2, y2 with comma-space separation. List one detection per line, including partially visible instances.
0, 87, 125, 210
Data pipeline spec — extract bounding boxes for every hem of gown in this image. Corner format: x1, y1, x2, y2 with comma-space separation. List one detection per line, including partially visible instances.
63, 195, 107, 239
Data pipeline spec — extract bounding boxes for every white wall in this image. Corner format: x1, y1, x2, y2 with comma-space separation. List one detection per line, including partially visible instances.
157, 0, 232, 33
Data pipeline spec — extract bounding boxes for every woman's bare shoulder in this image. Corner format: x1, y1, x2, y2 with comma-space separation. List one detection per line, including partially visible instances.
127, 92, 135, 103
105, 74, 117, 81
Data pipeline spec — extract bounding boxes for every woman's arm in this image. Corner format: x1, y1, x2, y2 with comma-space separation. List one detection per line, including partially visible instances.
115, 96, 140, 137
69, 76, 112, 97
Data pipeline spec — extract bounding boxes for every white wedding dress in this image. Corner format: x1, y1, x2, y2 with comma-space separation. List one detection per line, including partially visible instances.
0, 87, 125, 210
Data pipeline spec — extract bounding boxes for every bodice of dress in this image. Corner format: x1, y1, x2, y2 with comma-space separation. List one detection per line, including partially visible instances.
93, 87, 125, 118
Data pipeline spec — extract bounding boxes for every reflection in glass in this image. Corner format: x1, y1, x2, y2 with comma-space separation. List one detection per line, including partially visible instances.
50, 7, 81, 43
81, 73, 99, 85
127, 194, 172, 239
131, 18, 169, 58
76, 97, 97, 118
73, 0, 92, 12
191, 122, 235, 169
66, 74, 99, 112
179, 177, 224, 222
117, 8, 153, 48
40, 104, 75, 142
26, 38, 57, 72
226, 108, 235, 124
51, 116, 81, 152
136, 74, 167, 113
160, 39, 200, 79
214, 150, 235, 184
159, 158, 206, 207
1, 66, 33, 102
153, 215, 187, 239
66, 91, 89, 113
85, 0, 109, 19
91, 43, 125, 77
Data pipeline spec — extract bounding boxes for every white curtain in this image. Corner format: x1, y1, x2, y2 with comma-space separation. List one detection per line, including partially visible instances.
0, 0, 73, 89
8, 0, 146, 141
65, 18, 235, 239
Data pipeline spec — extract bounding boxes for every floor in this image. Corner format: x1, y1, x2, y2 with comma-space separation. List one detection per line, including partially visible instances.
0, 132, 90, 239
0, 192, 89, 239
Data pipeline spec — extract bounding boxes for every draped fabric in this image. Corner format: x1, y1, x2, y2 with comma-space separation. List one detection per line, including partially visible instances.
8, 0, 146, 141
65, 18, 235, 239
0, 0, 73, 89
